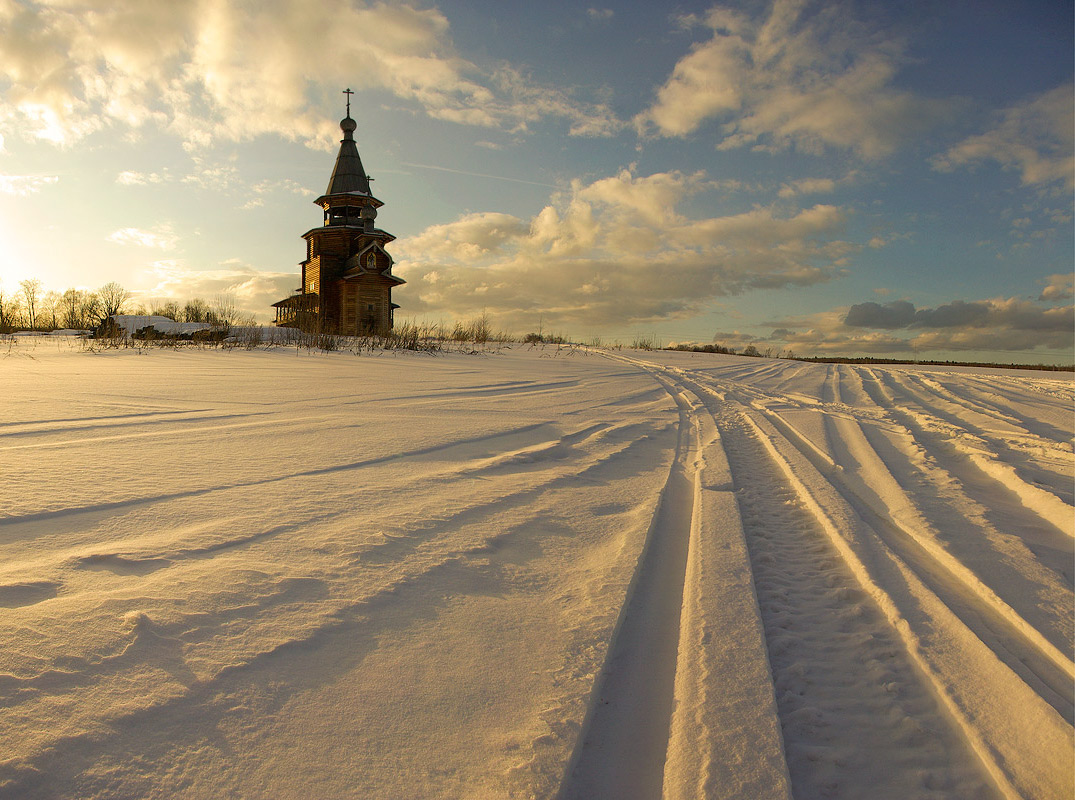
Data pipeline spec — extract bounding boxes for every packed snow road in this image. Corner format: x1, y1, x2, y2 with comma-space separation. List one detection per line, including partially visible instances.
0, 342, 1071, 798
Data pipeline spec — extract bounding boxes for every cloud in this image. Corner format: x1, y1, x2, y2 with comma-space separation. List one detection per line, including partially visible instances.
768, 293, 1075, 356
393, 167, 854, 328
398, 212, 531, 261
181, 158, 239, 191
772, 326, 912, 355
239, 178, 315, 210
635, 0, 951, 158
587, 8, 614, 22
1040, 273, 1073, 302
0, 0, 622, 150
905, 327, 1072, 356
116, 170, 171, 186
843, 299, 915, 329
484, 66, 623, 138
251, 178, 316, 198
106, 226, 178, 249
933, 85, 1074, 189
777, 177, 836, 198
137, 259, 298, 322
709, 330, 766, 349
844, 297, 1072, 333
0, 173, 58, 195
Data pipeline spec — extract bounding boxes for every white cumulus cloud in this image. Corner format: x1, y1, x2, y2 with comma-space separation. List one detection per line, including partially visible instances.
0, 0, 622, 150
933, 85, 1075, 190
1039, 273, 1074, 302
636, 0, 952, 159
393, 167, 854, 329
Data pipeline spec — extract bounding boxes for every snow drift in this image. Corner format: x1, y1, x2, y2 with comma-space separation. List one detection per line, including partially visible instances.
0, 342, 1070, 798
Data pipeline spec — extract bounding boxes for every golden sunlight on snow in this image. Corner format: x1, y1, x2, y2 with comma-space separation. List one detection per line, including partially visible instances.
0, 340, 1071, 799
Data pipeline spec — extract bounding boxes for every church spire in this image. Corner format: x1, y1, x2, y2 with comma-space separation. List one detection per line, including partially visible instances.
325, 88, 370, 196
273, 98, 402, 335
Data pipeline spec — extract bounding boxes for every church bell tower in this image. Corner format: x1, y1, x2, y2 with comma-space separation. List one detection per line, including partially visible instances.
273, 89, 404, 334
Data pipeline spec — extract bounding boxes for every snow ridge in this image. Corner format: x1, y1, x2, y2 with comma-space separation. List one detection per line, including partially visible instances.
0, 344, 1070, 798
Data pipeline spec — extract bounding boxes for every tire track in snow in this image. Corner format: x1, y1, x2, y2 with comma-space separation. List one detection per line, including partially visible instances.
0, 414, 288, 452
898, 371, 1073, 448
850, 369, 1074, 559
667, 363, 1072, 799
0, 421, 655, 599
892, 369, 1075, 478
722, 372, 1075, 710
950, 373, 1075, 444
680, 377, 1000, 799
667, 364, 1072, 680
0, 408, 221, 435
610, 354, 1073, 798
561, 358, 791, 800
865, 369, 1073, 536
821, 412, 1074, 709
557, 372, 696, 799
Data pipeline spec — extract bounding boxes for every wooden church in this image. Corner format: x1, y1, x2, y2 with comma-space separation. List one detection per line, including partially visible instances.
273, 91, 404, 335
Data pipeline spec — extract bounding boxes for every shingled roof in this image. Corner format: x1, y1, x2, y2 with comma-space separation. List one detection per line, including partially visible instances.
325, 115, 370, 196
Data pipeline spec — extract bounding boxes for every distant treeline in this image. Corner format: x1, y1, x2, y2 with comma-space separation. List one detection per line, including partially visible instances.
662, 343, 1073, 371
789, 355, 1074, 372
0, 278, 252, 333
0, 280, 130, 332
666, 343, 737, 355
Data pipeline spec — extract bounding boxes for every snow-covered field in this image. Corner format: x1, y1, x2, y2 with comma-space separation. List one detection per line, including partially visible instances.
1, 341, 1071, 799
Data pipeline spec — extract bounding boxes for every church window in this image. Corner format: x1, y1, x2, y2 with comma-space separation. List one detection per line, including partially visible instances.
367, 252, 376, 269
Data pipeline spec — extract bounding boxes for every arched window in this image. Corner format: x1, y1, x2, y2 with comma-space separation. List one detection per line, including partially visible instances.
367, 252, 377, 269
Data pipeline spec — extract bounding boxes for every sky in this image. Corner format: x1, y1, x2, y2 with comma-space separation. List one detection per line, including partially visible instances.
0, 0, 1072, 363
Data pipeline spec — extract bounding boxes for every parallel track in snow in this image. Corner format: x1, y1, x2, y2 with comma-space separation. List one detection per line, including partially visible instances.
716, 376, 1075, 712
558, 372, 697, 799
3, 348, 1071, 798
576, 353, 1072, 799
706, 391, 995, 799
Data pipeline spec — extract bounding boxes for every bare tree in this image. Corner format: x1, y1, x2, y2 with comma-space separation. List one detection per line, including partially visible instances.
7, 294, 26, 329
150, 299, 182, 320
61, 288, 102, 329
183, 297, 210, 323
20, 279, 41, 330
213, 293, 247, 328
41, 291, 61, 330
80, 292, 102, 328
98, 282, 130, 320
60, 289, 82, 329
